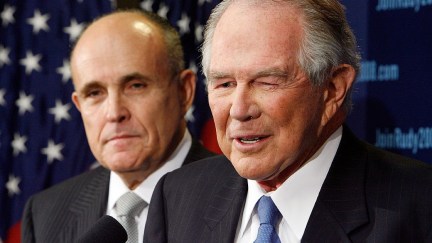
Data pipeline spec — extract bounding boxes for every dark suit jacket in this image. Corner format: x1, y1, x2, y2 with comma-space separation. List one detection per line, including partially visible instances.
21, 139, 215, 243
144, 127, 432, 243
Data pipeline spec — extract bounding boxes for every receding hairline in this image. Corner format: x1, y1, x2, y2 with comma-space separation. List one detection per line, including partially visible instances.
71, 11, 165, 61
70, 9, 185, 84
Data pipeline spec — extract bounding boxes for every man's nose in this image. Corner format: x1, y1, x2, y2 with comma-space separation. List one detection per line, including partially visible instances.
105, 94, 130, 123
229, 85, 260, 121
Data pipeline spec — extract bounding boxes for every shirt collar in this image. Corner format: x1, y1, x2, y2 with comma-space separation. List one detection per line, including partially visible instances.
107, 129, 192, 213
237, 126, 342, 240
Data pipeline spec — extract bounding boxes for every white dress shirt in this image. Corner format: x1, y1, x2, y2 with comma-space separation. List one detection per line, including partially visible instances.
106, 129, 192, 242
235, 127, 342, 243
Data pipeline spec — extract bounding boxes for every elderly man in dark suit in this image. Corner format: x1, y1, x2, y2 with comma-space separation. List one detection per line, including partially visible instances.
21, 10, 214, 243
144, 0, 432, 242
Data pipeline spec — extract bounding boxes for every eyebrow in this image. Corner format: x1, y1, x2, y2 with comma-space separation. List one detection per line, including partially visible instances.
77, 81, 101, 97
207, 71, 230, 83
254, 69, 289, 79
120, 72, 150, 83
208, 68, 289, 82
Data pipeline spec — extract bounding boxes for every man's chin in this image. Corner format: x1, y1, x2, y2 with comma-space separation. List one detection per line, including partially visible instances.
232, 160, 278, 181
102, 158, 140, 172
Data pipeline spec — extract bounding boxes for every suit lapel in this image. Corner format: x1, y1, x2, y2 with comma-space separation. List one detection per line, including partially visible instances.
203, 157, 248, 242
303, 127, 369, 242
61, 167, 110, 240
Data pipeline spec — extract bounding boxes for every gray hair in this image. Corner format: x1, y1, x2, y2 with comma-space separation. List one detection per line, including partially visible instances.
201, 0, 361, 112
137, 10, 185, 76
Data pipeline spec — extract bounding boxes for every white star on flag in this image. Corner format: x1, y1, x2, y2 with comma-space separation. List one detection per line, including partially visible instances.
0, 88, 6, 106
195, 24, 203, 43
27, 9, 50, 34
6, 175, 21, 196
1, 4, 15, 26
141, 0, 154, 11
19, 51, 42, 75
56, 59, 71, 83
49, 100, 71, 123
16, 91, 34, 115
157, 3, 169, 19
64, 18, 85, 43
185, 105, 195, 122
177, 13, 190, 35
0, 45, 11, 67
11, 133, 27, 156
41, 140, 64, 163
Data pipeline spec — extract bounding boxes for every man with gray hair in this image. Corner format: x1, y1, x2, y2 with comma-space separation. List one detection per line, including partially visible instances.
21, 10, 214, 243
144, 0, 432, 242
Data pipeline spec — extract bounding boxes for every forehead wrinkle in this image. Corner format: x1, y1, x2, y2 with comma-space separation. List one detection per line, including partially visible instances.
208, 66, 290, 83
120, 71, 152, 83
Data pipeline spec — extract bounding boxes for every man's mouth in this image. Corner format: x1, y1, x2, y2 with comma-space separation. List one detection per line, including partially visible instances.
239, 137, 262, 144
238, 136, 269, 144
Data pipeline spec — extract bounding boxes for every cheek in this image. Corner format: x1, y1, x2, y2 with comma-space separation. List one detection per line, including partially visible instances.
209, 97, 230, 147
81, 114, 103, 141
209, 96, 228, 126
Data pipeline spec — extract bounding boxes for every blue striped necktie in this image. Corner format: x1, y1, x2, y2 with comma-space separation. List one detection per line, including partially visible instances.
254, 196, 282, 243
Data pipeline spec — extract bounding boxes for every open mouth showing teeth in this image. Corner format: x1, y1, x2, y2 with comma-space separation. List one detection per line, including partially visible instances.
239, 137, 261, 144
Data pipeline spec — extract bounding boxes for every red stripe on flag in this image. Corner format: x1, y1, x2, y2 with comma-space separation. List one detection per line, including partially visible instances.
5, 221, 20, 243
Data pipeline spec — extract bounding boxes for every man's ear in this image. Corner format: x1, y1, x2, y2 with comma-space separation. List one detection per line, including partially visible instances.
71, 91, 82, 113
321, 64, 356, 125
178, 69, 196, 115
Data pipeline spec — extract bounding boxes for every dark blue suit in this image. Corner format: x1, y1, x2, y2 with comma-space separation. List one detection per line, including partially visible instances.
21, 139, 215, 243
144, 127, 432, 243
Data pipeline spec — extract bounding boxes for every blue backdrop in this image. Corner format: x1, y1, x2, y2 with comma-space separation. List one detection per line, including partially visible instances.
343, 0, 432, 164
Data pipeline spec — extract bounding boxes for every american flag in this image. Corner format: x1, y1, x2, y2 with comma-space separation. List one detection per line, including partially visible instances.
0, 0, 220, 242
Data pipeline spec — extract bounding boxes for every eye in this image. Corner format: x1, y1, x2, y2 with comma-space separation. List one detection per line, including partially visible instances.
130, 82, 146, 89
221, 82, 234, 88
258, 77, 278, 84
212, 80, 236, 89
254, 77, 282, 90
126, 81, 148, 93
85, 88, 102, 98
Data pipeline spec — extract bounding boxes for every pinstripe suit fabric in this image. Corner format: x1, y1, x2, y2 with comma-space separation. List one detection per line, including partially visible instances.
144, 127, 432, 243
21, 139, 215, 243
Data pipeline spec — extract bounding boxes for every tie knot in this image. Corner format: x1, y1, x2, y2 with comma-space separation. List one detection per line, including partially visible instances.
257, 196, 281, 226
115, 192, 147, 217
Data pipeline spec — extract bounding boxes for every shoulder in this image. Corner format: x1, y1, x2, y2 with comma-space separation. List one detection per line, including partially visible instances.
167, 155, 234, 181
334, 126, 432, 209
26, 166, 109, 208
364, 141, 432, 183
340, 125, 432, 178
342, 126, 432, 198
158, 155, 243, 197
22, 166, 110, 241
